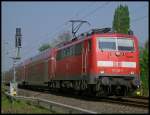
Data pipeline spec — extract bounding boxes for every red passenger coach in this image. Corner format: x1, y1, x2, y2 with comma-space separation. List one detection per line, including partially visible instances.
4, 28, 141, 97
23, 48, 53, 86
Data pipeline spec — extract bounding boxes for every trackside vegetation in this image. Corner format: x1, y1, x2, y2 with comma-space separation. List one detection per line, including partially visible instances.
1, 86, 56, 114
139, 40, 149, 96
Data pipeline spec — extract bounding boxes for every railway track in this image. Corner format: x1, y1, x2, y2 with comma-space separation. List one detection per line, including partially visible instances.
4, 84, 148, 113
129, 96, 149, 100
18, 85, 149, 109
99, 96, 149, 108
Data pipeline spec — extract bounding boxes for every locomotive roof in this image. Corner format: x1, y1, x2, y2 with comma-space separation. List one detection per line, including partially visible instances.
56, 28, 135, 50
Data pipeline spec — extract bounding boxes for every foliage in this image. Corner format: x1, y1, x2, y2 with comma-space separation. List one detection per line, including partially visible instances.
1, 93, 54, 114
113, 4, 130, 34
139, 40, 149, 96
39, 31, 72, 50
58, 31, 72, 42
51, 31, 72, 47
38, 43, 51, 52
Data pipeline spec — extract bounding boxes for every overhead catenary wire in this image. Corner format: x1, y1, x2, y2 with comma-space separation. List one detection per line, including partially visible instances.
21, 3, 99, 54
42, 2, 99, 43
19, 2, 98, 61
130, 4, 148, 15
21, 22, 69, 59
23, 2, 109, 55
132, 15, 148, 23
81, 2, 110, 19
73, 2, 97, 19
21, 25, 71, 61
22, 2, 110, 60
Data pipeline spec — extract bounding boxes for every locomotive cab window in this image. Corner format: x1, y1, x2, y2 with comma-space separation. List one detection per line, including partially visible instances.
98, 38, 116, 50
97, 37, 135, 51
117, 38, 134, 51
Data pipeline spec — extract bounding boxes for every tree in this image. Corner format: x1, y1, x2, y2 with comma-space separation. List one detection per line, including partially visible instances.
38, 43, 51, 52
113, 4, 130, 34
50, 31, 72, 47
58, 31, 72, 42
140, 40, 149, 96
40, 31, 72, 51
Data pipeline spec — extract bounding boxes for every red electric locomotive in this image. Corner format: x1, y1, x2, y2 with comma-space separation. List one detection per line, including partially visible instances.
4, 28, 140, 97
52, 28, 140, 96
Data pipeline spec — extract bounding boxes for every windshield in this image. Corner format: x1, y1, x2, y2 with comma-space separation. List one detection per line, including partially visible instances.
117, 38, 134, 51
98, 37, 134, 51
99, 38, 116, 50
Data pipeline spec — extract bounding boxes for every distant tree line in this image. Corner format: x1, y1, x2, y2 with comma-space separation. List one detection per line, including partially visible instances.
38, 31, 72, 52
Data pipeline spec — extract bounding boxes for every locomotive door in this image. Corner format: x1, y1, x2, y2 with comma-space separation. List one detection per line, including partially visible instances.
82, 40, 88, 76
50, 49, 56, 79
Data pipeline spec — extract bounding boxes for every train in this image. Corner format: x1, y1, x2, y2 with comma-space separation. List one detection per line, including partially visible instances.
4, 28, 141, 97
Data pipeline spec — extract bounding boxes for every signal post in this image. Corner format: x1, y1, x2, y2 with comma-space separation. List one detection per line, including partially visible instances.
10, 28, 22, 96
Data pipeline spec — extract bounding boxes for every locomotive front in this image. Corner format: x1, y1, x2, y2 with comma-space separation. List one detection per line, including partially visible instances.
91, 33, 140, 96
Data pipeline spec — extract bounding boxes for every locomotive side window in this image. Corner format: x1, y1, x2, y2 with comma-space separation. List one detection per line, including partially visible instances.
63, 49, 66, 58
66, 47, 70, 57
98, 38, 116, 50
70, 46, 75, 56
57, 42, 83, 60
75, 42, 83, 55
117, 39, 134, 51
62, 49, 64, 59
56, 50, 62, 60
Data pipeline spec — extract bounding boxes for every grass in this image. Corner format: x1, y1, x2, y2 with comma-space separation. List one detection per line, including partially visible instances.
1, 90, 56, 114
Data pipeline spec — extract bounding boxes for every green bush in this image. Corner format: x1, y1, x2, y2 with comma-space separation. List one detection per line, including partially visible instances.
139, 44, 149, 96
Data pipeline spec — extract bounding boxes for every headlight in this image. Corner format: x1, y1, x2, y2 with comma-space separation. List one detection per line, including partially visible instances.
100, 71, 104, 74
130, 71, 134, 74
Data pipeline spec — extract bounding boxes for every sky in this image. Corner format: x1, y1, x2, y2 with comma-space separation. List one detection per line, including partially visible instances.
2, 1, 148, 71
